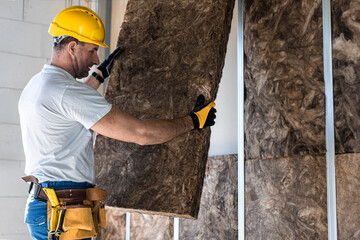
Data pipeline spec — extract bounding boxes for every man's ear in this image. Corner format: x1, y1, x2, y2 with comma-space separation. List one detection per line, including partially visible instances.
67, 41, 77, 56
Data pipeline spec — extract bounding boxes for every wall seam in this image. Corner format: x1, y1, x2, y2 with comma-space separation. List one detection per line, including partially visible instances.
0, 50, 51, 60
174, 217, 179, 240
0, 16, 49, 27
126, 212, 131, 240
0, 158, 24, 162
0, 122, 20, 126
237, 0, 245, 239
322, 0, 338, 239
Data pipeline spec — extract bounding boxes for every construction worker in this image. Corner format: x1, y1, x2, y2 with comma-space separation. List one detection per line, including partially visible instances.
19, 6, 216, 240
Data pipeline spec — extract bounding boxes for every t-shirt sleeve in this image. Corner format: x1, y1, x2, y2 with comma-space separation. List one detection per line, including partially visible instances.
61, 82, 112, 129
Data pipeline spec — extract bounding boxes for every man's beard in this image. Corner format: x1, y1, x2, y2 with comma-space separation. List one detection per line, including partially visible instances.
74, 57, 90, 79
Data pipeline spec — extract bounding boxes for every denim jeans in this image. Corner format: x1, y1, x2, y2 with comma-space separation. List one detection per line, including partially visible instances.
25, 181, 94, 240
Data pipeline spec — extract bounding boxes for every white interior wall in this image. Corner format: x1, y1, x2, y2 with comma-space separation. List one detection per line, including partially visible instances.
0, 1, 96, 239
209, 2, 238, 156
0, 0, 65, 238
110, 0, 128, 52
0, 0, 237, 239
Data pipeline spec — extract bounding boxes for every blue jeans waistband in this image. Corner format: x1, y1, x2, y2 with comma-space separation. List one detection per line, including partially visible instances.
40, 181, 94, 190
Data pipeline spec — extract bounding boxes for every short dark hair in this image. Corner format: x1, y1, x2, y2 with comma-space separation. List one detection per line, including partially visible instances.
53, 36, 84, 51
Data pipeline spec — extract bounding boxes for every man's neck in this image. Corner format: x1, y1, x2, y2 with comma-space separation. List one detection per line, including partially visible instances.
50, 51, 75, 78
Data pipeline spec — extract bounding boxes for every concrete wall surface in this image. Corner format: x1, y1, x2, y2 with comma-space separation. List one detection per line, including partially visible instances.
0, 1, 99, 239
0, 0, 63, 239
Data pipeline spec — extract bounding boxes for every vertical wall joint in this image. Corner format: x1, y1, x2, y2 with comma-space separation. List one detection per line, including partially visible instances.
238, 0, 245, 239
322, 0, 337, 239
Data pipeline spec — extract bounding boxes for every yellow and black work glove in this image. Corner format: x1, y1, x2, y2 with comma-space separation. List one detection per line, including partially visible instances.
190, 95, 217, 130
93, 47, 124, 83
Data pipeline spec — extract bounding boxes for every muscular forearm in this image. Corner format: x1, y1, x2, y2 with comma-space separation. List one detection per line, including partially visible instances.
137, 116, 193, 145
91, 95, 216, 145
91, 106, 194, 145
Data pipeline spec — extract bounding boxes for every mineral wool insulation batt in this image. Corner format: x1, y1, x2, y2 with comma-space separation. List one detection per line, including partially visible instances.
94, 0, 235, 218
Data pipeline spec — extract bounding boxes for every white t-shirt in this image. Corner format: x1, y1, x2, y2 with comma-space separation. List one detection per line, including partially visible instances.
18, 64, 112, 184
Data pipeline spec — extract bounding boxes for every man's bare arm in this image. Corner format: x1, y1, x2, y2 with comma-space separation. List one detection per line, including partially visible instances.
91, 106, 194, 145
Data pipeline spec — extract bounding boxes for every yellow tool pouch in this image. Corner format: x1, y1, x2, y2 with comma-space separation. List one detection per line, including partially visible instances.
44, 188, 107, 240
60, 205, 96, 239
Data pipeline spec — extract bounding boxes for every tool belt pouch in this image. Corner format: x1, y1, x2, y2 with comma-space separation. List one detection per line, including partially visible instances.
92, 200, 106, 230
46, 188, 107, 240
61, 205, 96, 240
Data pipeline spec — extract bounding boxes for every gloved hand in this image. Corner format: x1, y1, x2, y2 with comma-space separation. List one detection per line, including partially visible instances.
95, 47, 124, 81
190, 95, 217, 130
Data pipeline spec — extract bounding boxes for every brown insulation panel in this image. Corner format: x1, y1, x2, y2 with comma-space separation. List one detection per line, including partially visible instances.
245, 155, 328, 239
332, 0, 360, 154
244, 0, 325, 160
331, 1, 360, 238
97, 209, 173, 240
96, 154, 237, 239
94, 0, 235, 218
180, 154, 238, 240
130, 214, 174, 240
335, 153, 360, 239
244, 1, 327, 237
96, 207, 127, 240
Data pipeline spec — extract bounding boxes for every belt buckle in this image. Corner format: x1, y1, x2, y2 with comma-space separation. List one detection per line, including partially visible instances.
33, 184, 46, 202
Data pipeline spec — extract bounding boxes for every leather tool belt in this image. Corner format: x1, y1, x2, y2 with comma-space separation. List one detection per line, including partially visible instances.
22, 175, 87, 203
22, 175, 107, 240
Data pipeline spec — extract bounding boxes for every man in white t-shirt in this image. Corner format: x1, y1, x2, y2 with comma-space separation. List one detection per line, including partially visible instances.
19, 6, 216, 240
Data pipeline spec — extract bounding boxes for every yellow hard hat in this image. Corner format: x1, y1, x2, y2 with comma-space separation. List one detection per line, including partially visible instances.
49, 6, 108, 48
